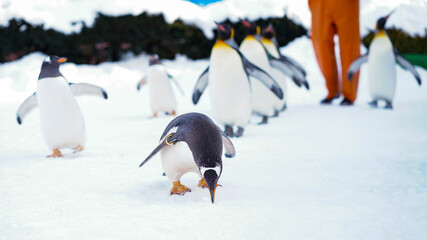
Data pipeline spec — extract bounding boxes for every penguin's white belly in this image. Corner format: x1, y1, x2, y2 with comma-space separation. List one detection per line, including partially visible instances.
240, 39, 276, 116
368, 37, 396, 101
160, 141, 199, 182
209, 46, 252, 127
37, 77, 85, 150
148, 65, 177, 113
263, 42, 279, 58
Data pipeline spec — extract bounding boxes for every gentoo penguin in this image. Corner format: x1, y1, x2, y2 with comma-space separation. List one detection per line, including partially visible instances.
136, 54, 184, 117
16, 55, 108, 157
192, 23, 283, 137
139, 112, 236, 203
261, 23, 309, 113
347, 12, 422, 109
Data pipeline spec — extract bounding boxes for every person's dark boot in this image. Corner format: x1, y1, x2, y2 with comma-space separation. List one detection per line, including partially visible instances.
340, 98, 354, 106
320, 94, 340, 105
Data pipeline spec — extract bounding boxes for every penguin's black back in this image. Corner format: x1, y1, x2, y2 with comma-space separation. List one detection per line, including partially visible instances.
160, 112, 223, 168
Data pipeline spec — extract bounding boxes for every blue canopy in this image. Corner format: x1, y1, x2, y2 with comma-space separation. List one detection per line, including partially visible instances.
186, 0, 222, 6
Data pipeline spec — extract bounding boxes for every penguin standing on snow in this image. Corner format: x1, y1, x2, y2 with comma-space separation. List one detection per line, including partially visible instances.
16, 55, 108, 157
239, 20, 279, 124
139, 112, 236, 203
261, 23, 309, 113
136, 54, 184, 117
192, 23, 283, 137
347, 11, 422, 109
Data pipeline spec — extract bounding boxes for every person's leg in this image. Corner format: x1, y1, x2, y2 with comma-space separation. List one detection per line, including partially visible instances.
309, 0, 340, 100
335, 0, 361, 103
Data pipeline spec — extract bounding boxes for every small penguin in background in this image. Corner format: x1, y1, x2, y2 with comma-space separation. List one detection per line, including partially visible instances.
136, 54, 184, 117
139, 112, 236, 204
192, 23, 283, 137
16, 55, 108, 157
347, 11, 422, 109
261, 23, 309, 113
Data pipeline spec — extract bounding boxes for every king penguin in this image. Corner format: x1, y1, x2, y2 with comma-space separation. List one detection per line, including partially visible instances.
192, 23, 283, 137
347, 11, 422, 109
136, 54, 184, 117
239, 20, 278, 124
261, 23, 309, 113
139, 112, 236, 203
16, 55, 108, 157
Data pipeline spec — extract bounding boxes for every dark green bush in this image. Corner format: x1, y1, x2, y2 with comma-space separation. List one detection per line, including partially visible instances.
362, 27, 427, 54
0, 12, 307, 64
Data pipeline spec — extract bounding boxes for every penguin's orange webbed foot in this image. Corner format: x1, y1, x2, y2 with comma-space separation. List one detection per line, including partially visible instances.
152, 112, 158, 118
48, 149, 63, 158
198, 178, 221, 189
171, 110, 176, 116
73, 145, 84, 153
170, 181, 191, 195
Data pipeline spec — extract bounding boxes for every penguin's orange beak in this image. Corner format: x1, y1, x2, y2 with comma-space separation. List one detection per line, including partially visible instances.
56, 57, 67, 63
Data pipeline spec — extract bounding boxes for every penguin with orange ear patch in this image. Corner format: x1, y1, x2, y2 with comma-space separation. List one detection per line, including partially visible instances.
139, 112, 236, 203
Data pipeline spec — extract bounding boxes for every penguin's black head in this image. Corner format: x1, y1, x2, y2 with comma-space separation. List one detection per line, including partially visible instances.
42, 55, 67, 66
216, 23, 234, 40
262, 23, 275, 39
241, 20, 259, 35
149, 54, 161, 66
39, 55, 67, 80
376, 11, 393, 30
201, 167, 221, 204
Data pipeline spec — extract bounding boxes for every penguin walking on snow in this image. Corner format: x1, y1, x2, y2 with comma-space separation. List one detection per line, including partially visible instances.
347, 11, 422, 109
16, 55, 108, 157
139, 112, 236, 203
261, 23, 309, 113
239, 20, 279, 124
192, 23, 283, 137
136, 54, 184, 117
239, 20, 308, 122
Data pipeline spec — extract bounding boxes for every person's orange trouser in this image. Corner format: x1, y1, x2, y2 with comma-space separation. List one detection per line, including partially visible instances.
309, 0, 360, 101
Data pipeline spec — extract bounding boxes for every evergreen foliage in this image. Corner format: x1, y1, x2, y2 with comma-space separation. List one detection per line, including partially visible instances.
362, 28, 427, 54
0, 12, 307, 64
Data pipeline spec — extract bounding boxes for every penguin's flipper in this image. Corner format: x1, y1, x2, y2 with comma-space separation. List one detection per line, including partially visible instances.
69, 83, 108, 99
279, 54, 307, 77
139, 133, 179, 167
16, 92, 38, 125
394, 50, 422, 85
241, 56, 283, 99
220, 131, 235, 158
168, 73, 185, 96
192, 66, 209, 104
268, 55, 309, 90
347, 54, 368, 80
136, 77, 147, 91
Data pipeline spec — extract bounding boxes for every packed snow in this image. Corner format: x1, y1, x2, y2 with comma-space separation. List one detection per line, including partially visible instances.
1, 1, 427, 239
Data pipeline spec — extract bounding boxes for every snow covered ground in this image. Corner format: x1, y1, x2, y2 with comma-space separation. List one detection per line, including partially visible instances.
1, 0, 427, 239
1, 36, 427, 239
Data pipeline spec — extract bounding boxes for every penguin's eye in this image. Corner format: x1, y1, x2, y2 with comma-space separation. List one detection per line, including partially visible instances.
44, 56, 51, 63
